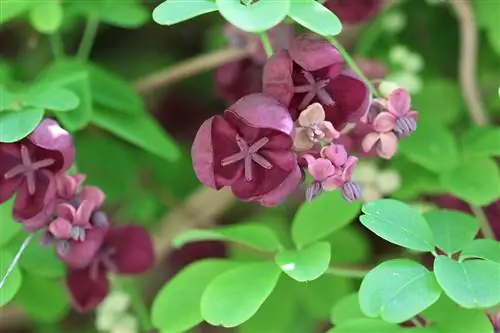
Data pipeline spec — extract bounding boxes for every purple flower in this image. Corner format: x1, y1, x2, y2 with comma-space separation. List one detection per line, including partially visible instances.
0, 119, 74, 230
325, 0, 382, 24
263, 34, 371, 130
192, 93, 303, 206
66, 225, 155, 312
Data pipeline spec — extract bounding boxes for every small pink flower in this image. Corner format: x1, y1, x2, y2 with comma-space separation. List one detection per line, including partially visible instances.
373, 88, 418, 137
361, 131, 399, 159
294, 103, 340, 151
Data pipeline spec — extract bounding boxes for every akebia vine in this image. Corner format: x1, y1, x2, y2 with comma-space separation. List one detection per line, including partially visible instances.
0, 0, 499, 333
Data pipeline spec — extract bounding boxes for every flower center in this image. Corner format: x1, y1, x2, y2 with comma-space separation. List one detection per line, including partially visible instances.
89, 247, 118, 280
221, 135, 272, 182
305, 124, 326, 143
394, 117, 417, 137
4, 145, 55, 195
293, 71, 334, 110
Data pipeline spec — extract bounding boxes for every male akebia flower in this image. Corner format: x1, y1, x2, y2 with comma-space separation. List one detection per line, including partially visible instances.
0, 119, 75, 230
192, 93, 303, 206
263, 34, 371, 130
66, 225, 155, 312
293, 103, 340, 151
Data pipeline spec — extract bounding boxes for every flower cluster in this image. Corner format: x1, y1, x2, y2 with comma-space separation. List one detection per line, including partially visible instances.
195, 33, 420, 206
0, 119, 155, 312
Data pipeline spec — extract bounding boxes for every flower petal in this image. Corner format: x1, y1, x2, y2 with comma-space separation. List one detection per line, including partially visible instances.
361, 132, 380, 153
262, 50, 294, 107
298, 103, 326, 126
67, 266, 110, 313
48, 217, 73, 239
289, 34, 344, 72
293, 127, 314, 151
387, 88, 411, 116
377, 132, 399, 159
56, 173, 86, 200
322, 175, 343, 191
320, 121, 340, 142
373, 112, 397, 132
341, 156, 359, 182
60, 227, 107, 269
56, 203, 76, 222
308, 158, 336, 181
257, 165, 303, 207
321, 144, 348, 167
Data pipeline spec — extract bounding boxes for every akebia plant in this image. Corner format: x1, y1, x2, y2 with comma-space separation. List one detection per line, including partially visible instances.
0, 1, 499, 333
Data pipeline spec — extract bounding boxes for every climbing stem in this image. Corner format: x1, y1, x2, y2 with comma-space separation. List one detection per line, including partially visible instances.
326, 265, 369, 279
0, 233, 35, 290
77, 14, 99, 60
259, 31, 273, 58
470, 205, 495, 240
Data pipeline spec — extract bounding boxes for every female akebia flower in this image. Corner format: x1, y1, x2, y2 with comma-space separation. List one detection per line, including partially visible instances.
263, 34, 371, 130
325, 0, 383, 24
192, 93, 303, 206
293, 103, 340, 151
0, 119, 74, 230
66, 225, 155, 312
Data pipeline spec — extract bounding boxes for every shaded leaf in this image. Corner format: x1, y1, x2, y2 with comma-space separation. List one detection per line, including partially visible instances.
0, 251, 23, 307
461, 126, 500, 158
330, 292, 366, 325
0, 199, 22, 247
460, 239, 500, 264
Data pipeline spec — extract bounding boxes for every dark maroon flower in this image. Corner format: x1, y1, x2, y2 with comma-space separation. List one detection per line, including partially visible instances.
263, 34, 371, 130
192, 93, 303, 206
66, 225, 155, 312
356, 57, 388, 81
0, 119, 74, 230
325, 0, 383, 24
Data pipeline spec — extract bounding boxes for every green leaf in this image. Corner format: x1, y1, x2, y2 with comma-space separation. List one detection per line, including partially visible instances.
439, 158, 500, 206
434, 256, 500, 308
288, 0, 342, 36
359, 259, 442, 323
474, 0, 500, 55
153, 0, 218, 25
0, 87, 15, 111
390, 157, 443, 200
330, 293, 366, 325
328, 319, 407, 333
359, 199, 435, 252
0, 199, 22, 247
92, 108, 180, 162
328, 226, 371, 265
26, 87, 80, 112
275, 242, 330, 282
29, 1, 63, 34
424, 210, 479, 254
461, 126, 500, 158
399, 123, 459, 173
201, 261, 281, 327
216, 0, 290, 33
174, 224, 282, 252
0, 107, 44, 143
151, 259, 238, 333
0, 250, 23, 307
292, 191, 360, 248
14, 273, 70, 322
0, 0, 31, 24
460, 239, 500, 264
98, 3, 148, 28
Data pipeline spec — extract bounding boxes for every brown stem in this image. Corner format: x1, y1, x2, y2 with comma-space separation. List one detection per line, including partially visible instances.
134, 47, 252, 93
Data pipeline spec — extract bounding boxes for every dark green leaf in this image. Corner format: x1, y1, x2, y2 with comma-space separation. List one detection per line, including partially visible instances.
461, 126, 500, 157
434, 256, 500, 308
0, 107, 44, 143
29, 1, 63, 34
153, 0, 218, 25
0, 199, 22, 247
0, 250, 23, 307
201, 261, 281, 327
0, 0, 31, 24
98, 3, 149, 28
460, 239, 500, 264
328, 226, 371, 265
330, 293, 366, 325
474, 0, 500, 54
292, 191, 360, 248
0, 87, 15, 110
275, 242, 330, 282
216, 0, 290, 33
359, 259, 441, 323
424, 210, 479, 254
288, 0, 342, 36
26, 87, 80, 112
328, 319, 408, 333
359, 199, 435, 252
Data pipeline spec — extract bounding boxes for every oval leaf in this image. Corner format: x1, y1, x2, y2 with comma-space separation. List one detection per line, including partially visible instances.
0, 199, 22, 247
359, 199, 435, 252
0, 250, 23, 307
201, 261, 281, 327
461, 126, 500, 158
275, 242, 330, 282
174, 224, 282, 252
359, 259, 442, 323
424, 210, 479, 254
292, 191, 360, 248
98, 3, 148, 28
460, 239, 500, 264
434, 256, 500, 308
216, 0, 290, 33
328, 318, 408, 333
0, 107, 44, 143
29, 1, 63, 34
330, 292, 366, 325
26, 87, 80, 112
289, 0, 342, 36
0, 88, 15, 111
153, 0, 218, 25
151, 260, 239, 333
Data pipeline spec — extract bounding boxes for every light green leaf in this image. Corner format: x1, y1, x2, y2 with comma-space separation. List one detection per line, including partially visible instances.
0, 251, 23, 307
174, 224, 282, 252
151, 260, 238, 333
216, 0, 290, 33
275, 242, 330, 282
153, 0, 218, 25
424, 210, 479, 254
461, 126, 500, 158
0, 0, 31, 24
439, 158, 500, 206
359, 199, 435, 252
0, 87, 15, 111
26, 87, 80, 112
330, 293, 366, 325
474, 0, 500, 55
14, 273, 70, 322
292, 191, 360, 248
359, 259, 442, 323
434, 256, 500, 308
0, 107, 44, 143
92, 108, 180, 162
288, 0, 342, 36
0, 199, 22, 247
399, 123, 460, 173
460, 239, 500, 264
201, 261, 281, 327
328, 319, 407, 333
29, 1, 63, 34
98, 3, 148, 28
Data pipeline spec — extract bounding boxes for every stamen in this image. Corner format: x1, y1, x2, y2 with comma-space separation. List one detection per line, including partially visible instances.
395, 117, 417, 137
56, 240, 70, 256
70, 226, 86, 242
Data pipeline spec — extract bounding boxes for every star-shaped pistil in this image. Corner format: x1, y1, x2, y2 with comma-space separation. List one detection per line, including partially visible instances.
293, 71, 334, 110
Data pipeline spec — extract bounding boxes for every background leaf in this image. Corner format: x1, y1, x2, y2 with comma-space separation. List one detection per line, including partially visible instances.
0, 107, 44, 143
0, 0, 31, 24
26, 87, 80, 112
288, 0, 342, 36
275, 242, 331, 282
461, 126, 500, 158
460, 239, 500, 264
0, 199, 22, 247
29, 1, 63, 34
330, 293, 366, 325
0, 250, 23, 307
153, 0, 218, 25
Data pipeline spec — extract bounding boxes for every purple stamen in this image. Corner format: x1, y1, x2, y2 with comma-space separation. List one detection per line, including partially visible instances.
293, 71, 334, 110
342, 182, 361, 202
70, 226, 86, 242
306, 181, 323, 202
394, 117, 417, 137
57, 240, 70, 256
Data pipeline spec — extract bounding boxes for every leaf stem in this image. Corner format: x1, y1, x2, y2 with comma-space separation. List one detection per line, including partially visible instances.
49, 33, 64, 59
326, 265, 369, 279
328, 37, 380, 97
259, 32, 273, 58
77, 14, 99, 60
470, 205, 495, 240
0, 233, 35, 290
120, 278, 153, 331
